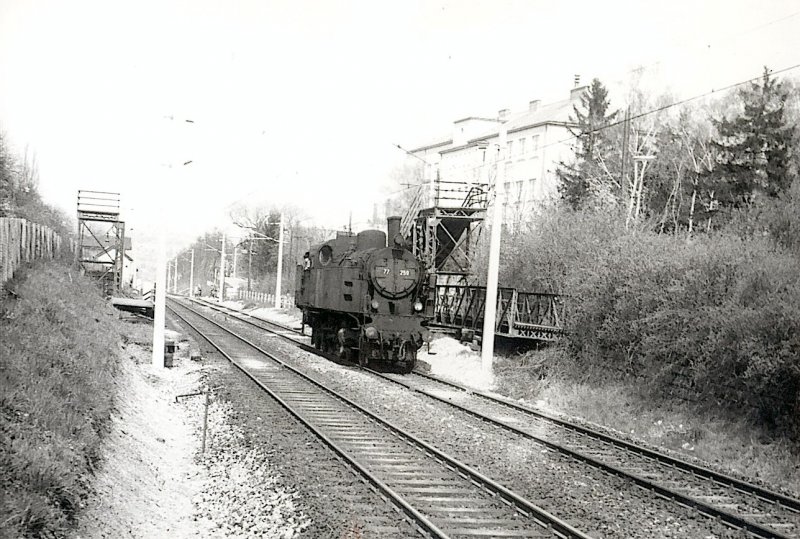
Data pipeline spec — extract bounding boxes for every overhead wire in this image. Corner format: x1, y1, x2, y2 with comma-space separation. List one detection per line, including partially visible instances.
392, 7, 800, 182
419, 61, 800, 179
543, 62, 800, 152
599, 8, 800, 93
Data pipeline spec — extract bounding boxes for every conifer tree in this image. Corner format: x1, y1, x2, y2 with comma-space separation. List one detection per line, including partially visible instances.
706, 67, 795, 207
557, 78, 618, 208
0, 132, 13, 216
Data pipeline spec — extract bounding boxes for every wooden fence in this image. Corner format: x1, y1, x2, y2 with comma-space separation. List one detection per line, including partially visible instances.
0, 217, 65, 285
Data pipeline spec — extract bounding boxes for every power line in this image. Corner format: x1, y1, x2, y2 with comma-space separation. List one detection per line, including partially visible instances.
599, 9, 800, 98
544, 61, 800, 152
389, 59, 800, 202
444, 61, 800, 177
393, 142, 433, 166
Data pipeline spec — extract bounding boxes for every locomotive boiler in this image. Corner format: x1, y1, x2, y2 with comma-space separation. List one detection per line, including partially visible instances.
295, 216, 431, 373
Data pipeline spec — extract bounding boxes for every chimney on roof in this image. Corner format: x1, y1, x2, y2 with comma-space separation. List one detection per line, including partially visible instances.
528, 100, 540, 112
498, 108, 510, 121
570, 85, 588, 103
574, 74, 581, 87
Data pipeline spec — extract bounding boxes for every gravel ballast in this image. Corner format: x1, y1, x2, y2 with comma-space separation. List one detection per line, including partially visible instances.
202, 306, 746, 538
172, 313, 423, 538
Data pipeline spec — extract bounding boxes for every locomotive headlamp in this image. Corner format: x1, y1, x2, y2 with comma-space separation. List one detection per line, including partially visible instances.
371, 299, 380, 310
364, 326, 379, 339
413, 301, 423, 312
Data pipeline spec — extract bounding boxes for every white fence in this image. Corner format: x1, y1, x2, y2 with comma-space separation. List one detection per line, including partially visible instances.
237, 289, 295, 309
0, 217, 65, 285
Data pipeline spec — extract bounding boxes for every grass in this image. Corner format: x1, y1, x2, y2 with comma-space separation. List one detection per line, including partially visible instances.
493, 348, 800, 497
0, 261, 133, 538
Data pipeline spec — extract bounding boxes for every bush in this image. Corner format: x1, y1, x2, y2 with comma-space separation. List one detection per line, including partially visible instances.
0, 262, 124, 537
496, 207, 800, 439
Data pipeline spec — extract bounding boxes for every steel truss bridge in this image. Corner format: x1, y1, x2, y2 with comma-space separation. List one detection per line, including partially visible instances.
432, 284, 565, 341
399, 175, 565, 342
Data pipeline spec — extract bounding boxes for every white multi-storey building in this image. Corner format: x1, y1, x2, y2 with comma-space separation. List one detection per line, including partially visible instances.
410, 86, 586, 223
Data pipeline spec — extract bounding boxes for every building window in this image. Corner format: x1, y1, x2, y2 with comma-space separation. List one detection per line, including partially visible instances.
530, 135, 540, 153
504, 179, 526, 198
518, 137, 526, 158
502, 178, 528, 225
506, 140, 514, 161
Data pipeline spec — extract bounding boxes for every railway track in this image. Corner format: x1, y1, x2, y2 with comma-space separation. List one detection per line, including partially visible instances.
168, 298, 591, 539
184, 296, 800, 539
375, 371, 800, 539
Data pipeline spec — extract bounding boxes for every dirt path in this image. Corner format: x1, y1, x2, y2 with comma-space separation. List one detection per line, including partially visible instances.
73, 343, 212, 538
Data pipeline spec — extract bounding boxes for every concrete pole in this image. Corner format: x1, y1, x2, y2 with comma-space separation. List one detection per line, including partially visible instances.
172, 258, 178, 293
189, 248, 195, 298
620, 107, 631, 204
274, 212, 284, 308
247, 237, 252, 292
427, 163, 436, 207
153, 114, 193, 367
232, 241, 238, 279
152, 227, 166, 369
219, 233, 226, 302
481, 128, 507, 378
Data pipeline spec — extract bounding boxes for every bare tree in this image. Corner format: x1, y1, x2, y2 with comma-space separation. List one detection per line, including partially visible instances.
229, 201, 334, 292
379, 158, 425, 222
18, 145, 39, 192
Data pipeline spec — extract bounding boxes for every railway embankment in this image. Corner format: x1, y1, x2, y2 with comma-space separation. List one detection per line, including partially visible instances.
0, 262, 126, 538
0, 263, 311, 538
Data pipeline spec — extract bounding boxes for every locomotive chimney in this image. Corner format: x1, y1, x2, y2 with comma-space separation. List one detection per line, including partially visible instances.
387, 216, 401, 247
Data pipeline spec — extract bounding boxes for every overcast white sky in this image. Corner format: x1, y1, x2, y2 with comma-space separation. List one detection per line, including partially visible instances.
1, 0, 799, 274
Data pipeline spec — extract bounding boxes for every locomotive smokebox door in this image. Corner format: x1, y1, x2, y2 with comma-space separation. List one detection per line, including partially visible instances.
371, 256, 419, 299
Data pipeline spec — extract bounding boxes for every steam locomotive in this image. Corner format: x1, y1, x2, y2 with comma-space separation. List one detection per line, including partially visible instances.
295, 216, 431, 373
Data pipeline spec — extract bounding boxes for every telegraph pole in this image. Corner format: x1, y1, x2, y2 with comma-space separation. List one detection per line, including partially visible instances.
189, 248, 195, 298
232, 242, 238, 279
247, 237, 253, 292
480, 127, 507, 378
153, 114, 194, 368
172, 258, 178, 293
620, 107, 631, 212
274, 212, 284, 308
219, 233, 226, 302
152, 227, 166, 368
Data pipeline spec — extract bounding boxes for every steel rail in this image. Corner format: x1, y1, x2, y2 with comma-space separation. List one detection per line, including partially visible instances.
198, 297, 800, 508
412, 371, 800, 512
169, 298, 592, 539
167, 300, 447, 539
183, 297, 800, 539
364, 370, 794, 539
190, 297, 304, 334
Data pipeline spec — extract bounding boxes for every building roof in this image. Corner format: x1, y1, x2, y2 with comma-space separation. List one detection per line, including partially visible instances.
410, 95, 578, 155
409, 134, 453, 153
504, 98, 574, 134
